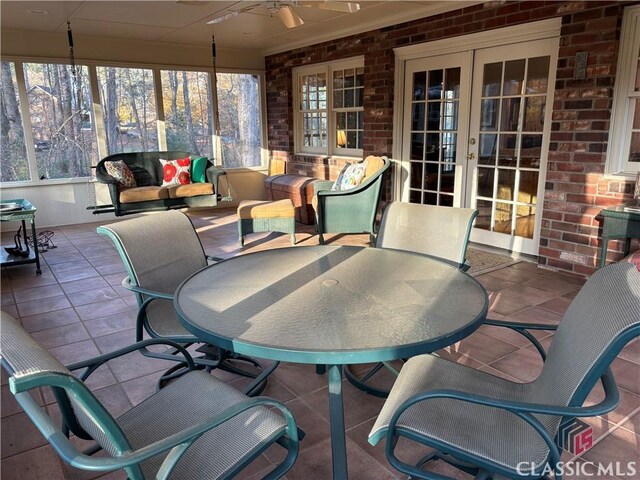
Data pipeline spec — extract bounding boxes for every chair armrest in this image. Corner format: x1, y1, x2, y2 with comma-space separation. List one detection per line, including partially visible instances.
17, 393, 298, 478
122, 277, 173, 300
313, 180, 334, 196
205, 164, 226, 189
65, 338, 196, 375
484, 318, 558, 361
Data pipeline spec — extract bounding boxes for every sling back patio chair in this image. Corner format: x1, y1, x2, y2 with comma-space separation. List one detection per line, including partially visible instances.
369, 262, 640, 480
0, 312, 299, 480
345, 202, 479, 397
97, 210, 276, 395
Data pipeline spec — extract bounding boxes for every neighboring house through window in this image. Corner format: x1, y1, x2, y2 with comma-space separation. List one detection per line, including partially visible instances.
293, 57, 364, 157
608, 5, 640, 175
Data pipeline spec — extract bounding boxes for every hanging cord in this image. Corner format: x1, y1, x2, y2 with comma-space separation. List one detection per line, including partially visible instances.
68, 21, 98, 209
211, 36, 232, 201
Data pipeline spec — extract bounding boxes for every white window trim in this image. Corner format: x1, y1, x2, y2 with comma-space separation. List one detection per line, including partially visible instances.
293, 56, 364, 158
607, 5, 640, 176
1, 56, 268, 186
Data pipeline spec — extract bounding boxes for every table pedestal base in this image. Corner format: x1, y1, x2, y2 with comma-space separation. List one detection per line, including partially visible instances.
328, 364, 348, 479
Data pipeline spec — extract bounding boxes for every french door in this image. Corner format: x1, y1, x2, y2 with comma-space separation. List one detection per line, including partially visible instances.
400, 37, 558, 255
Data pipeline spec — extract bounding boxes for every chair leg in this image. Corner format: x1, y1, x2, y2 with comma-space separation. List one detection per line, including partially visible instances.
316, 364, 326, 375
318, 233, 325, 245
344, 362, 391, 398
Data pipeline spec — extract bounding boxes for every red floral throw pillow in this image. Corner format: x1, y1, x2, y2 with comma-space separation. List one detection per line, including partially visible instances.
160, 158, 191, 186
104, 160, 136, 189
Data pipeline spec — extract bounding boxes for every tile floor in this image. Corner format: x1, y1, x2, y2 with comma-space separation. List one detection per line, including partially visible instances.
1, 208, 638, 480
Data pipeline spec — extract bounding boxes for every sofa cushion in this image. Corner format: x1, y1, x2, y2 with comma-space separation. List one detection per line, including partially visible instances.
190, 157, 208, 183
237, 199, 295, 220
129, 165, 156, 187
160, 158, 191, 186
105, 160, 136, 188
120, 186, 170, 204
167, 183, 214, 199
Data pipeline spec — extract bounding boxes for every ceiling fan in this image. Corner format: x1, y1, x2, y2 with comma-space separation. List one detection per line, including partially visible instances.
205, 1, 361, 29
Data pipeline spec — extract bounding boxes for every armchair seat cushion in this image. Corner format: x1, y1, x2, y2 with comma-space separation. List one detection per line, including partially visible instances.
168, 183, 214, 199
120, 186, 170, 203
118, 370, 287, 479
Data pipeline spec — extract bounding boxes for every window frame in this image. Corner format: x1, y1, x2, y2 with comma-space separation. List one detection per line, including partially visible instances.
607, 5, 640, 176
1, 56, 268, 187
293, 56, 364, 158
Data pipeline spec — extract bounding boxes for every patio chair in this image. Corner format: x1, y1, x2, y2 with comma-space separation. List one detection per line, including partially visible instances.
345, 201, 478, 397
312, 156, 390, 244
0, 312, 299, 480
97, 210, 276, 395
369, 262, 640, 480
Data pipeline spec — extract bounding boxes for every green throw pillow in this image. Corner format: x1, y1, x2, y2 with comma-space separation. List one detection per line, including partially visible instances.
190, 156, 208, 183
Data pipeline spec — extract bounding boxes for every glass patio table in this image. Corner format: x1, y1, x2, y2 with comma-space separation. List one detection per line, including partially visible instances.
174, 245, 488, 479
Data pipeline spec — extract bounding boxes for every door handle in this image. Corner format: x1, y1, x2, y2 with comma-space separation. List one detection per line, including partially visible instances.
466, 152, 475, 160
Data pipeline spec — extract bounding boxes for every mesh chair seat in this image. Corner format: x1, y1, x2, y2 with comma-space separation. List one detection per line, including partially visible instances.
144, 299, 196, 339
118, 370, 287, 479
370, 354, 559, 473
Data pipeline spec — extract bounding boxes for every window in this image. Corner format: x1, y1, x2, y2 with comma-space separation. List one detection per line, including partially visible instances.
294, 57, 364, 157
0, 62, 29, 182
23, 62, 97, 179
608, 5, 640, 175
216, 73, 262, 168
161, 70, 212, 158
97, 67, 158, 155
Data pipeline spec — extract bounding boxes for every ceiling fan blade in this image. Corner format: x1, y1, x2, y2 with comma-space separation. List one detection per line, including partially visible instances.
297, 1, 360, 13
278, 5, 304, 29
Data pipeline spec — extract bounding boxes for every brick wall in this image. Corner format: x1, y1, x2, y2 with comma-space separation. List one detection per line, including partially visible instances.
265, 1, 638, 277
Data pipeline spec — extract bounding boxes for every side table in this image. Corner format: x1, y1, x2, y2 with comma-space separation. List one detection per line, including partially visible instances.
1, 199, 41, 275
599, 203, 640, 267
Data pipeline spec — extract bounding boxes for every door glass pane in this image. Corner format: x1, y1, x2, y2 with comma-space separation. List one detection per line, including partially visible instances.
501, 98, 521, 131
440, 194, 454, 207
425, 192, 438, 205
494, 202, 512, 234
411, 103, 425, 131
479, 134, 497, 165
526, 57, 550, 94
480, 99, 499, 131
497, 169, 516, 200
410, 190, 422, 204
629, 132, 640, 162
520, 135, 542, 168
503, 59, 525, 95
427, 103, 441, 130
516, 205, 536, 238
411, 133, 424, 160
413, 72, 426, 100
519, 171, 539, 204
477, 167, 494, 198
498, 135, 517, 166
443, 101, 458, 130
524, 97, 545, 132
425, 162, 438, 190
428, 70, 443, 99
445, 68, 461, 99
410, 162, 423, 189
482, 63, 502, 96
425, 133, 439, 161
440, 164, 455, 193
475, 200, 492, 231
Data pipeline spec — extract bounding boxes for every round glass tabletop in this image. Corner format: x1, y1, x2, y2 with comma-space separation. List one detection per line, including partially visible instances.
175, 246, 488, 364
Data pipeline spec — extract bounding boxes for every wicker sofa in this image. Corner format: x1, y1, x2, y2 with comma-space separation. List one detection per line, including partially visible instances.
95, 151, 226, 216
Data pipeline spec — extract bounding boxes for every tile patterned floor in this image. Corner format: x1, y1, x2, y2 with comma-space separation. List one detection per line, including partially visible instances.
1, 208, 639, 480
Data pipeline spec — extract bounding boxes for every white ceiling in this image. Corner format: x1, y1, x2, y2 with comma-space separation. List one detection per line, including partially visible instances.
1, 1, 479, 56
